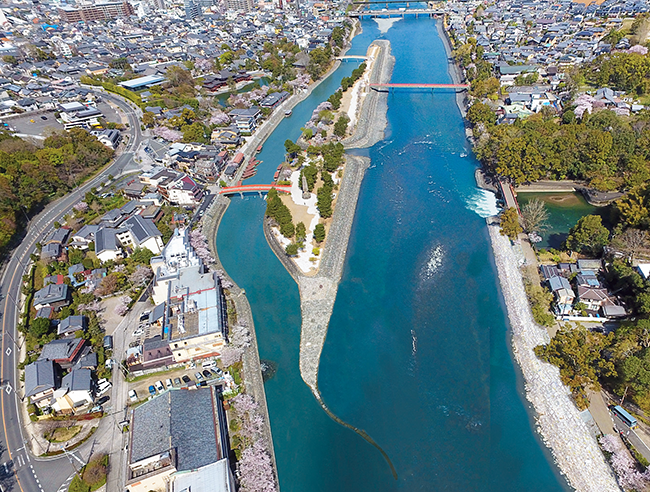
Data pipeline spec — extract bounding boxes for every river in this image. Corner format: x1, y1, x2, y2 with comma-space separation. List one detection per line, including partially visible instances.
216, 17, 571, 492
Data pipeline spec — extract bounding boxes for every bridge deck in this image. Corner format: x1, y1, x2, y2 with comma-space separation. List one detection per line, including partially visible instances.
219, 184, 292, 195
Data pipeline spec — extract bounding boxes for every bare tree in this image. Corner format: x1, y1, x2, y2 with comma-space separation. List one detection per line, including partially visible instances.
521, 198, 549, 234
617, 228, 648, 261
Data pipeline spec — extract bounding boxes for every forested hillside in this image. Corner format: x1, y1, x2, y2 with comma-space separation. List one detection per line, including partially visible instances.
0, 129, 113, 254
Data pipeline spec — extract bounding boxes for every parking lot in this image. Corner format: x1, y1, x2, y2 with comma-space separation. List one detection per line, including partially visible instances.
6, 101, 122, 137
127, 362, 225, 404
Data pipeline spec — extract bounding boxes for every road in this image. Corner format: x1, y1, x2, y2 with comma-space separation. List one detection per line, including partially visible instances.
0, 92, 143, 492
612, 413, 650, 463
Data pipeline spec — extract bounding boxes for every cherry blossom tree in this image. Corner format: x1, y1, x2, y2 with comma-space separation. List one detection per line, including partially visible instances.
629, 45, 648, 55
152, 126, 183, 142
77, 300, 103, 314
288, 73, 310, 91
220, 345, 244, 367
231, 324, 252, 349
237, 439, 277, 492
600, 434, 650, 490
114, 295, 131, 316
129, 265, 152, 286
73, 202, 88, 213
210, 110, 231, 126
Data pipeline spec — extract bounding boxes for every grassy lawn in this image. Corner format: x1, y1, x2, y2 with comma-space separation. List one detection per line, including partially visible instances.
45, 425, 81, 443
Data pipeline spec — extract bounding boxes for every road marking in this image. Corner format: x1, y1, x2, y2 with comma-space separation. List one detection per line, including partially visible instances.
4, 348, 9, 356
4, 385, 11, 395
15, 454, 23, 467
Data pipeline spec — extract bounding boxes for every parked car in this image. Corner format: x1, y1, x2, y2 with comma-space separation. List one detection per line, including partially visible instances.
133, 328, 144, 337
40, 116, 47, 120
148, 385, 156, 396
129, 389, 138, 402
139, 313, 149, 322
103, 335, 113, 350
96, 396, 110, 406
91, 405, 102, 413
202, 360, 216, 369
214, 367, 223, 376
173, 378, 181, 386
155, 380, 165, 392
202, 370, 211, 378
182, 375, 191, 384
194, 372, 203, 381
165, 379, 173, 389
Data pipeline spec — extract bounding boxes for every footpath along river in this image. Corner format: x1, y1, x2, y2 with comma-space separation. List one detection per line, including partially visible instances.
216, 18, 571, 492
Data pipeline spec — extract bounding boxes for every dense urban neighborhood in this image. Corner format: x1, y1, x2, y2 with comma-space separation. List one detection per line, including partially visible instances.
7, 0, 650, 489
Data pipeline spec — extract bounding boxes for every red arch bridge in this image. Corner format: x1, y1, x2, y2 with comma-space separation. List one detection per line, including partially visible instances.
218, 184, 292, 196
369, 83, 469, 92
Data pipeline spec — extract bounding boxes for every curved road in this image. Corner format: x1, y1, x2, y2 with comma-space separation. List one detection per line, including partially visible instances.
0, 92, 142, 492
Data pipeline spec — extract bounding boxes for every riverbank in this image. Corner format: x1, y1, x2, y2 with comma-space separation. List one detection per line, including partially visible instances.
202, 195, 279, 489
488, 224, 620, 491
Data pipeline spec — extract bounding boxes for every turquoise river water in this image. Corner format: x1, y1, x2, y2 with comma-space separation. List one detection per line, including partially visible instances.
216, 18, 571, 492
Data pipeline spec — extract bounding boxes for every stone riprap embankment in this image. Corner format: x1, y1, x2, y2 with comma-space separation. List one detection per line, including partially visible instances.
297, 154, 370, 389
342, 40, 394, 150
488, 223, 620, 492
202, 195, 279, 488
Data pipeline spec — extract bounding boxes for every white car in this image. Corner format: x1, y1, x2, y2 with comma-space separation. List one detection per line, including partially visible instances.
165, 379, 173, 389
128, 389, 138, 402
133, 328, 144, 337
155, 381, 165, 393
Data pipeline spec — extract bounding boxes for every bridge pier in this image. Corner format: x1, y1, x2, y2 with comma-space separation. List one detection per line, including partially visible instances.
239, 192, 243, 199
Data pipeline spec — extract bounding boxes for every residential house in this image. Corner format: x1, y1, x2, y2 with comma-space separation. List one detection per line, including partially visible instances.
52, 368, 94, 414
577, 285, 614, 313
57, 315, 87, 337
24, 359, 58, 409
549, 276, 575, 315
39, 338, 85, 369
33, 284, 70, 310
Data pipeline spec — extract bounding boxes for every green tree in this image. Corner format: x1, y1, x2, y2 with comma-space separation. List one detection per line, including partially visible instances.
30, 317, 51, 338
333, 115, 349, 137
565, 215, 609, 255
314, 224, 326, 243
285, 243, 299, 256
499, 207, 522, 241
535, 325, 616, 409
296, 222, 306, 241
467, 101, 496, 127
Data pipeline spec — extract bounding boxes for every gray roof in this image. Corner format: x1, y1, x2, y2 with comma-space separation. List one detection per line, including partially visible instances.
41, 242, 62, 259
548, 276, 571, 292
33, 284, 69, 307
74, 224, 100, 241
95, 227, 119, 254
121, 215, 161, 245
45, 228, 70, 244
57, 315, 87, 336
131, 388, 220, 471
25, 359, 56, 397
61, 368, 92, 392
149, 302, 165, 323
39, 338, 83, 361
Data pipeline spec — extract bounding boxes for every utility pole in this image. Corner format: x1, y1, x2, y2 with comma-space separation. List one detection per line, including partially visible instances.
621, 385, 629, 406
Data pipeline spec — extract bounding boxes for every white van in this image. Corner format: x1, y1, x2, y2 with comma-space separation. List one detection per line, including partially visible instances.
202, 360, 216, 369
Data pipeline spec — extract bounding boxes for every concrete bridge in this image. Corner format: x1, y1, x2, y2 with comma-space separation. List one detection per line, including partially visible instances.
369, 83, 469, 91
336, 55, 369, 61
218, 184, 292, 197
349, 8, 442, 17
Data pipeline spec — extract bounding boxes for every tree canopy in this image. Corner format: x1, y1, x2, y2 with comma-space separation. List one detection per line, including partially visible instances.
564, 215, 609, 255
